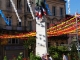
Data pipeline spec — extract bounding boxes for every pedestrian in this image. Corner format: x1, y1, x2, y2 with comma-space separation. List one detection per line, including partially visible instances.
62, 53, 68, 60
45, 53, 53, 60
41, 54, 46, 60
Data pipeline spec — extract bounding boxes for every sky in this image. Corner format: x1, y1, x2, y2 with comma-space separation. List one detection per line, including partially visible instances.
65, 0, 80, 15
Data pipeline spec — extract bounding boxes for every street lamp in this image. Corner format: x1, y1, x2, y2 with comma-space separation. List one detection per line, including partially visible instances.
75, 13, 80, 59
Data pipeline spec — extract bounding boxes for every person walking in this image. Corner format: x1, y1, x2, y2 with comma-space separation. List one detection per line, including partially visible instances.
41, 54, 46, 60
45, 53, 53, 60
63, 53, 68, 60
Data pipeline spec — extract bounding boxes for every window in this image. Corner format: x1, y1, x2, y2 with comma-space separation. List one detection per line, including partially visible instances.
28, 21, 32, 31
8, 38, 19, 44
60, 7, 63, 17
7, 0, 11, 8
0, 0, 1, 8
17, 22, 21, 27
12, 39, 15, 44
52, 6, 56, 16
17, 0, 22, 9
7, 16, 12, 26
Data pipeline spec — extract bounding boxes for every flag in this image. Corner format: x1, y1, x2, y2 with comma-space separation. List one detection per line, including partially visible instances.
35, 8, 39, 17
42, 7, 47, 15
35, 0, 50, 20
0, 10, 10, 25
45, 3, 52, 16
38, 9, 42, 18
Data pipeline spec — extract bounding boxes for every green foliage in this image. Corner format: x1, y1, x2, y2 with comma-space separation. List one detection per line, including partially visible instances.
16, 52, 23, 60
23, 37, 36, 49
3, 56, 7, 60
23, 40, 29, 49
53, 52, 59, 59
35, 56, 42, 60
48, 46, 69, 60
70, 42, 79, 60
71, 42, 77, 52
30, 52, 34, 60
58, 46, 68, 51
48, 46, 57, 55
30, 52, 41, 60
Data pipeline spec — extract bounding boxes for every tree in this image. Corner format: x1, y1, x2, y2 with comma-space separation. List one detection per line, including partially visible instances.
23, 36, 36, 57
23, 37, 36, 49
70, 42, 79, 60
3, 56, 7, 60
30, 52, 41, 60
48, 46, 69, 60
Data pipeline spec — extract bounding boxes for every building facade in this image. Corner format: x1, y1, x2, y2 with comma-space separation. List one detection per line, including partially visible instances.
0, 0, 67, 60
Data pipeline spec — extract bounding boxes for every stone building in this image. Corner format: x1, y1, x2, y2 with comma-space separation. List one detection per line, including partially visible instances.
0, 0, 67, 60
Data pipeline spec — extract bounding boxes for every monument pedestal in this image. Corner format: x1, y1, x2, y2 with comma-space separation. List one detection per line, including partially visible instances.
36, 17, 48, 57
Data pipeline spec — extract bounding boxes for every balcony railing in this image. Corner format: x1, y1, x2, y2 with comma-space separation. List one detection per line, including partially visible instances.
0, 24, 28, 31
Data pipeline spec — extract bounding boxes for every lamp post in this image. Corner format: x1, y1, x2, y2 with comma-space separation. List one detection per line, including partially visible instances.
75, 13, 80, 59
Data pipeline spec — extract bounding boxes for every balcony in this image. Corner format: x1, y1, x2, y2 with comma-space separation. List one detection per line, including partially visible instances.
0, 24, 28, 31
6, 4, 12, 12
17, 26, 22, 30
6, 26, 12, 30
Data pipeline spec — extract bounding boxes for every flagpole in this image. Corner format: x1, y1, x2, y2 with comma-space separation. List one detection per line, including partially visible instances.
10, 0, 21, 22
27, 0, 35, 19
